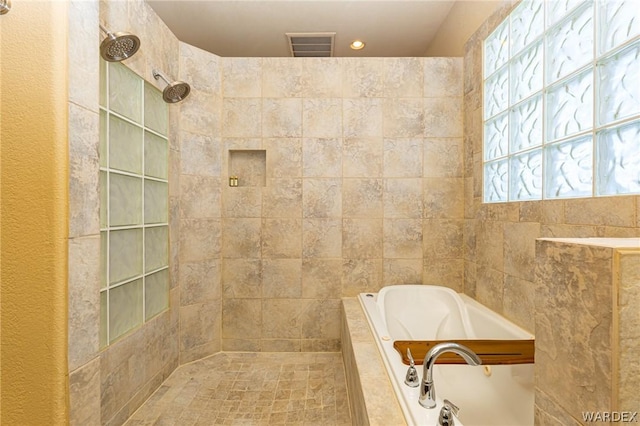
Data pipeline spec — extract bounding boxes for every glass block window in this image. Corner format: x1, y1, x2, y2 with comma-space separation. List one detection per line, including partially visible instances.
99, 60, 169, 347
483, 0, 640, 202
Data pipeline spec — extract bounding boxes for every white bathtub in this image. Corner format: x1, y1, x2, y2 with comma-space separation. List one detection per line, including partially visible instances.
359, 285, 534, 426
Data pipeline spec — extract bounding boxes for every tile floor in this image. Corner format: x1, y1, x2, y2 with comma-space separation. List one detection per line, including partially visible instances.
124, 352, 352, 425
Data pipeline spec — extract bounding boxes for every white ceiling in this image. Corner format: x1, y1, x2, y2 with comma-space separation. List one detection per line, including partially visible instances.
148, 1, 459, 57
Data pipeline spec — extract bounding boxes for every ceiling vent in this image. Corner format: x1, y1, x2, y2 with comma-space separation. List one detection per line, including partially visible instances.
286, 32, 335, 57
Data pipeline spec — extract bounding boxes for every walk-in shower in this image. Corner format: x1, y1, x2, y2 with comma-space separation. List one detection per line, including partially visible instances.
99, 24, 140, 62
152, 69, 191, 103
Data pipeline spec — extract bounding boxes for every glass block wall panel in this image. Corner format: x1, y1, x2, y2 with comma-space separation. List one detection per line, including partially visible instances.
100, 232, 107, 289
109, 279, 143, 343
100, 171, 108, 228
545, 136, 593, 198
100, 59, 169, 346
109, 63, 142, 123
546, 3, 594, 83
145, 226, 168, 273
484, 66, 509, 119
144, 180, 168, 224
100, 292, 107, 348
109, 228, 143, 284
510, 149, 543, 200
510, 95, 543, 153
144, 131, 168, 179
510, 41, 543, 103
483, 0, 639, 203
99, 59, 107, 108
484, 112, 509, 160
144, 82, 168, 136
109, 115, 143, 174
547, 0, 589, 28
598, 42, 640, 125
546, 69, 593, 141
596, 120, 640, 195
99, 110, 107, 167
598, 0, 640, 54
109, 173, 142, 227
485, 21, 510, 76
510, 0, 544, 55
484, 159, 509, 202
145, 270, 169, 321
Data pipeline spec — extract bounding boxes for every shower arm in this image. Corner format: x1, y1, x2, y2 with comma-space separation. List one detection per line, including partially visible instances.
99, 24, 112, 36
152, 70, 172, 86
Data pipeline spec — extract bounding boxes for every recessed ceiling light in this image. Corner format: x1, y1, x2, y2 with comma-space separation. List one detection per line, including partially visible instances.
350, 40, 365, 50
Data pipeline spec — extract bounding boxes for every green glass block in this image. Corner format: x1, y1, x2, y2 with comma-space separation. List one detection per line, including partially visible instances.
100, 171, 108, 228
144, 131, 168, 179
109, 228, 143, 285
99, 110, 107, 167
144, 180, 168, 224
145, 269, 169, 320
100, 231, 108, 289
145, 226, 168, 272
109, 115, 143, 174
100, 291, 108, 348
109, 62, 142, 123
109, 173, 142, 227
100, 58, 107, 108
109, 279, 143, 343
144, 82, 167, 136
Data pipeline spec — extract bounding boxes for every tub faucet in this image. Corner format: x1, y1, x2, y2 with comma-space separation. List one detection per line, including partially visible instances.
419, 342, 481, 409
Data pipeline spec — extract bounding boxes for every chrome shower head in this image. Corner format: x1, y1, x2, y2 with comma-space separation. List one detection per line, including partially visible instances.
152, 70, 191, 104
100, 24, 140, 62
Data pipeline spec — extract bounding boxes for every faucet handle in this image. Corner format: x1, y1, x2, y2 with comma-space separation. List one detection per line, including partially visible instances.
407, 347, 416, 366
443, 399, 459, 416
404, 348, 419, 387
439, 400, 459, 426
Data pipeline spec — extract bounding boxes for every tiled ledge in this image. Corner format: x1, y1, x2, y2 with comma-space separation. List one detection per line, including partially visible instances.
341, 298, 406, 426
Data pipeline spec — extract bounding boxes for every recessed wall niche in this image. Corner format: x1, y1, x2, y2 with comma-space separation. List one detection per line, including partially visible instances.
228, 149, 266, 187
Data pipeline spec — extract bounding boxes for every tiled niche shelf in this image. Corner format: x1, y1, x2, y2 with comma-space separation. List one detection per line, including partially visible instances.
228, 150, 266, 187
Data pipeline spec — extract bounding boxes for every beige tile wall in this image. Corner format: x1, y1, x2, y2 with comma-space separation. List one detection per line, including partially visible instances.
220, 57, 464, 351
177, 42, 223, 364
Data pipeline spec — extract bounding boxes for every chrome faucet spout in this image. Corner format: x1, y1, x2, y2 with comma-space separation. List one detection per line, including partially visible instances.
419, 342, 481, 409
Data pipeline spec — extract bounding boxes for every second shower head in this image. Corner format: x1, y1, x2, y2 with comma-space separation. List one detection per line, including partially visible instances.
152, 70, 191, 104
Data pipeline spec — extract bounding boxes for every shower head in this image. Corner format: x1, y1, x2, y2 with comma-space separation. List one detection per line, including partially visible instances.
99, 24, 140, 62
152, 70, 191, 104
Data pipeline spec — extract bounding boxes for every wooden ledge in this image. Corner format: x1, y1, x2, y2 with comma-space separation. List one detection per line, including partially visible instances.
393, 340, 535, 365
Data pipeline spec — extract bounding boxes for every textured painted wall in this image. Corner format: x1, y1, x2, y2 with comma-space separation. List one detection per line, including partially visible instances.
218, 57, 465, 351
0, 2, 70, 423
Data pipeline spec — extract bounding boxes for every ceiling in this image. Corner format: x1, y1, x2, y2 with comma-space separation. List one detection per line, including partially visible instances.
147, 1, 459, 57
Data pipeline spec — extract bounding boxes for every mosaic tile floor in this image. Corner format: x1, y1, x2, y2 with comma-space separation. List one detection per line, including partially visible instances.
124, 352, 352, 426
